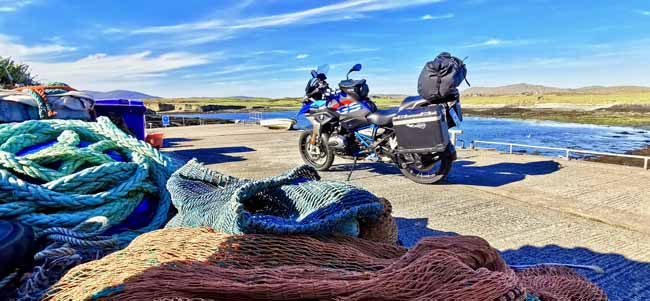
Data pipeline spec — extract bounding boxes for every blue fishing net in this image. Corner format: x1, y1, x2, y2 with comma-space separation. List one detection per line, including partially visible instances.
165, 160, 385, 236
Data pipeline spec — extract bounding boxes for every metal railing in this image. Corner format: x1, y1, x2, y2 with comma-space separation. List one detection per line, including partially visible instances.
248, 112, 263, 125
471, 140, 650, 170
148, 115, 205, 128
449, 129, 463, 146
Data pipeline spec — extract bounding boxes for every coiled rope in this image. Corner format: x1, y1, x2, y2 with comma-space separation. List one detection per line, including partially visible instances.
13, 82, 77, 119
0, 116, 180, 299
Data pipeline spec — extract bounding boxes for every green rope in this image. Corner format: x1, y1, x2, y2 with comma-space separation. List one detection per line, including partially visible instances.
0, 116, 180, 245
0, 117, 181, 300
20, 89, 51, 119
17, 82, 76, 119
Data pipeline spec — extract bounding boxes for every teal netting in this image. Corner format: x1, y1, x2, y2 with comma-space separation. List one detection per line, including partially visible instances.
165, 159, 385, 236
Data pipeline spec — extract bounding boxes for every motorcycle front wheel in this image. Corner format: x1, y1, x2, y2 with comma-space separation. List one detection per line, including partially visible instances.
398, 146, 453, 184
299, 130, 334, 171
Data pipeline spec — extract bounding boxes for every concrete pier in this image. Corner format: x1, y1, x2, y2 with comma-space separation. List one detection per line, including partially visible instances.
159, 124, 650, 299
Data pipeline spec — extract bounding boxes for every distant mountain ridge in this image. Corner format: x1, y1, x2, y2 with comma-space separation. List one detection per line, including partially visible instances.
462, 84, 650, 96
82, 90, 159, 99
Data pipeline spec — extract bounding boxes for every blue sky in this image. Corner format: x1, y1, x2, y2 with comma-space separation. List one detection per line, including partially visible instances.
1, 0, 650, 98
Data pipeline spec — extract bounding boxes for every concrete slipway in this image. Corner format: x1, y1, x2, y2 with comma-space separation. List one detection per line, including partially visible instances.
160, 124, 650, 300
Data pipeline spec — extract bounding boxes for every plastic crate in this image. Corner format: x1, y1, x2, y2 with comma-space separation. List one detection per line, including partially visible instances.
94, 99, 147, 140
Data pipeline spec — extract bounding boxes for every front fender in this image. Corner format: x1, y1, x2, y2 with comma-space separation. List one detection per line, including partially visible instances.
298, 103, 312, 116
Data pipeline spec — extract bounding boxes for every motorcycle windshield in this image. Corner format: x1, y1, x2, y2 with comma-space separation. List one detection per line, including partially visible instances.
305, 78, 317, 93
305, 64, 330, 94
316, 64, 329, 76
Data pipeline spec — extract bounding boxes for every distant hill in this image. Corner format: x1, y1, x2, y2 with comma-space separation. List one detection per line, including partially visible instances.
227, 96, 257, 99
371, 94, 410, 99
462, 84, 650, 96
573, 86, 650, 94
83, 90, 160, 99
463, 84, 567, 96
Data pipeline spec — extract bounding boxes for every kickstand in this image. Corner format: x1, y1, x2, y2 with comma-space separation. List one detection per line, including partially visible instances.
347, 157, 358, 181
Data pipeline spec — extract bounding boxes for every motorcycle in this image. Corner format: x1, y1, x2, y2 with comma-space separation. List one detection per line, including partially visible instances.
297, 64, 461, 184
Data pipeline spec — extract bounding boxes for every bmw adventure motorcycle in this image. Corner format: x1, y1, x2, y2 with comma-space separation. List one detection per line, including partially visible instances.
297, 64, 462, 184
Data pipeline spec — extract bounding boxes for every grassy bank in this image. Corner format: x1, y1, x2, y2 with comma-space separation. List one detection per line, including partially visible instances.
144, 97, 300, 112
146, 92, 650, 110
463, 108, 650, 128
459, 92, 650, 127
145, 92, 650, 128
462, 92, 650, 106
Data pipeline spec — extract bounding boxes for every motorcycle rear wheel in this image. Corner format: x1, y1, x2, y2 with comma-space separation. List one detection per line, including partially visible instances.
299, 130, 335, 171
398, 147, 453, 184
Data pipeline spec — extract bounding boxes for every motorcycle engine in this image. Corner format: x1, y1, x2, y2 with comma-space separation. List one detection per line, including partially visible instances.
327, 135, 348, 151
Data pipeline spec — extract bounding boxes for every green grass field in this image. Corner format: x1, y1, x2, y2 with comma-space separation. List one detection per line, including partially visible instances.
462, 92, 650, 106
145, 92, 650, 127
146, 92, 650, 109
144, 97, 301, 110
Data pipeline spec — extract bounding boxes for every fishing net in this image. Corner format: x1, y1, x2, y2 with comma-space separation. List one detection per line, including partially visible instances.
46, 227, 606, 301
357, 196, 398, 244
166, 159, 388, 237
517, 266, 608, 301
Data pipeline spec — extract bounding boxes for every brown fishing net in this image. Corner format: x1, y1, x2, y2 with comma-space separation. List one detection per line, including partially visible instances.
45, 227, 606, 301
358, 197, 399, 244
517, 266, 607, 301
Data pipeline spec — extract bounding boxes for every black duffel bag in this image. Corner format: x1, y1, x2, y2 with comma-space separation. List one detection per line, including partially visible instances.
417, 52, 468, 102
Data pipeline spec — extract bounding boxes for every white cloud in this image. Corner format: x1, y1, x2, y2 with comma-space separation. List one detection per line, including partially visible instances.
328, 46, 378, 55
483, 38, 503, 46
220, 49, 291, 60
292, 66, 316, 72
226, 0, 372, 30
124, 0, 445, 45
296, 54, 309, 59
168, 78, 309, 98
200, 63, 278, 77
637, 10, 650, 16
0, 0, 32, 12
354, 0, 444, 12
0, 34, 76, 59
421, 13, 454, 20
132, 20, 224, 34
26, 51, 211, 90
0, 35, 212, 93
102, 28, 124, 34
462, 38, 537, 48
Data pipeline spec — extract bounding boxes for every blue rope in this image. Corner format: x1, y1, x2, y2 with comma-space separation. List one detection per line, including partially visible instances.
0, 271, 18, 291
0, 117, 181, 299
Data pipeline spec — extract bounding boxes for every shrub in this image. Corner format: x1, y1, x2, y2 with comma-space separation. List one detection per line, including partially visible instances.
1, 57, 39, 89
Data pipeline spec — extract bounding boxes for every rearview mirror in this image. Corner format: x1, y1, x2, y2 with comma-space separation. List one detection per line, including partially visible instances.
346, 63, 362, 79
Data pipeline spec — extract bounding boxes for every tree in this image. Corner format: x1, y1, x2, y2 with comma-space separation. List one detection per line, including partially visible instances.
1, 57, 39, 89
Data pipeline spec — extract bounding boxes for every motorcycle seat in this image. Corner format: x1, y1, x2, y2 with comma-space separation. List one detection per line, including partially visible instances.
367, 107, 398, 126
339, 79, 366, 88
399, 95, 431, 111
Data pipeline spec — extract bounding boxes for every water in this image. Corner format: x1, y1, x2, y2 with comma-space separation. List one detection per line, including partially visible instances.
175, 111, 650, 157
